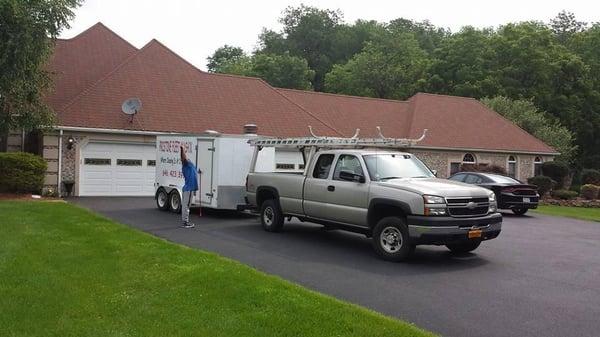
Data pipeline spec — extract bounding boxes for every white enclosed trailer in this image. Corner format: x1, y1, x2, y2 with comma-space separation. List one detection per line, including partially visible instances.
155, 133, 274, 212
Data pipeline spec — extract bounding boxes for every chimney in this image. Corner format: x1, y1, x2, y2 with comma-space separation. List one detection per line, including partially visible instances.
243, 123, 258, 135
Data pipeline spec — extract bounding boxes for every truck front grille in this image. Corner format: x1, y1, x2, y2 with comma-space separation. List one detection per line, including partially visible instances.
446, 197, 489, 217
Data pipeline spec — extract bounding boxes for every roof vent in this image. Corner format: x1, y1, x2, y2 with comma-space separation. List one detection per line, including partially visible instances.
243, 123, 258, 135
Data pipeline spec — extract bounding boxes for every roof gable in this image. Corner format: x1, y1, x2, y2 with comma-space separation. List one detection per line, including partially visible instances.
46, 23, 138, 110
58, 40, 341, 137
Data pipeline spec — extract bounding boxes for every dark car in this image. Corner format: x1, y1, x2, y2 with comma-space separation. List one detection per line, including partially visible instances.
448, 172, 539, 215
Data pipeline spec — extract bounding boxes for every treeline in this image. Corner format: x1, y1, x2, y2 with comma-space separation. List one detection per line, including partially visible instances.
207, 7, 600, 170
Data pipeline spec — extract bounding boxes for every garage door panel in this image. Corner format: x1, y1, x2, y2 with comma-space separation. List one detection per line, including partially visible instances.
81, 142, 156, 196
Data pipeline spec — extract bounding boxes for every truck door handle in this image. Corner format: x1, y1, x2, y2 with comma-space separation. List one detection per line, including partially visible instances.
327, 185, 335, 192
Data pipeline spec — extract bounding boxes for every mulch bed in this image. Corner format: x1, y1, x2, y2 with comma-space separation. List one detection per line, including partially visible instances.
541, 198, 600, 208
0, 193, 62, 201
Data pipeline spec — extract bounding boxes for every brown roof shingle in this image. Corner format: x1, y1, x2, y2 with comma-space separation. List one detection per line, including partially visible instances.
47, 22, 557, 155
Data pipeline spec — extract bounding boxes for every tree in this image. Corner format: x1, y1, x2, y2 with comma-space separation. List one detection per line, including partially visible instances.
426, 26, 499, 97
481, 96, 577, 163
216, 53, 314, 90
206, 45, 246, 73
0, 0, 81, 151
325, 34, 428, 99
387, 18, 450, 54
550, 10, 586, 44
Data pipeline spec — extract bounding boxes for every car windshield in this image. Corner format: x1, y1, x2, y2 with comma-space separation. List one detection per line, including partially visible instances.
363, 154, 435, 181
486, 174, 521, 184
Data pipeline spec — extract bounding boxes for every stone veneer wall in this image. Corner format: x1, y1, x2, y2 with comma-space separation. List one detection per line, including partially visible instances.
409, 149, 553, 181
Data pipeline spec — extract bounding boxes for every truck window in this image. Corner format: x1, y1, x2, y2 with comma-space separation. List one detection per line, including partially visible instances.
333, 155, 364, 180
312, 154, 334, 179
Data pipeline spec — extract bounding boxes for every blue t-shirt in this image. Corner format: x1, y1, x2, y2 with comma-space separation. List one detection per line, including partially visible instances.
182, 160, 199, 192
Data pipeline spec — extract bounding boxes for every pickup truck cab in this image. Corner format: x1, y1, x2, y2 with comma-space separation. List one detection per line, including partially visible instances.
246, 149, 502, 261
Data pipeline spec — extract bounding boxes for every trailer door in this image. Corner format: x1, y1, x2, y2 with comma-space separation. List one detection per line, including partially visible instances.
197, 139, 215, 204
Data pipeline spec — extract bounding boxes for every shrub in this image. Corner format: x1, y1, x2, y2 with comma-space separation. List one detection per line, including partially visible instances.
581, 169, 600, 185
460, 163, 507, 175
541, 161, 569, 188
550, 189, 578, 200
0, 152, 47, 194
527, 175, 554, 196
580, 184, 600, 200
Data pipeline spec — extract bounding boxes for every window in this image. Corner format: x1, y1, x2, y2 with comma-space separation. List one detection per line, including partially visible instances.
117, 159, 142, 166
449, 173, 467, 182
465, 174, 483, 184
363, 154, 434, 181
333, 155, 363, 180
534, 156, 543, 176
147, 160, 156, 167
507, 156, 517, 178
450, 162, 461, 175
312, 154, 334, 179
298, 164, 305, 170
462, 153, 476, 164
276, 163, 295, 170
84, 158, 110, 165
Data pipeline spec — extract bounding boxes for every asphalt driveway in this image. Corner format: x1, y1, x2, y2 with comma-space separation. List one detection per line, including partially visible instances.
71, 197, 600, 337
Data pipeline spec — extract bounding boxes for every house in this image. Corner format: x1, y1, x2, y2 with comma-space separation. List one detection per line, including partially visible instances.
4, 23, 557, 196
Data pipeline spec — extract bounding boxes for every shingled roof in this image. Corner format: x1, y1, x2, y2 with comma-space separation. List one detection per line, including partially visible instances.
278, 89, 557, 154
47, 23, 557, 154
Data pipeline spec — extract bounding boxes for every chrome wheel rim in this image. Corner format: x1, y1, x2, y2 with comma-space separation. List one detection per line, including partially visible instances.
263, 206, 274, 226
158, 191, 167, 207
171, 194, 180, 210
380, 226, 403, 253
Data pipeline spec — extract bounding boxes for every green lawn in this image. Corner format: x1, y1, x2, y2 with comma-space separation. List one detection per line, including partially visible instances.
533, 205, 600, 222
0, 201, 433, 337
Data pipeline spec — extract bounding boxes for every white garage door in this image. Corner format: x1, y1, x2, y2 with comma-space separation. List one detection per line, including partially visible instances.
80, 142, 156, 196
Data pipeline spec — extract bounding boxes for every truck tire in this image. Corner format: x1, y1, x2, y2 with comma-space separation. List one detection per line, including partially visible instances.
156, 188, 169, 211
446, 241, 481, 254
168, 191, 182, 213
372, 217, 414, 262
260, 199, 284, 232
512, 208, 528, 215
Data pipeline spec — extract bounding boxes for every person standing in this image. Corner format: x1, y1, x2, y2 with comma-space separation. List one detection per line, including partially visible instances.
180, 146, 199, 228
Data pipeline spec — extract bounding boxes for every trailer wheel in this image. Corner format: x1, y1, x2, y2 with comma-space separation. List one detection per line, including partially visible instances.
168, 191, 182, 213
156, 188, 169, 211
260, 199, 284, 232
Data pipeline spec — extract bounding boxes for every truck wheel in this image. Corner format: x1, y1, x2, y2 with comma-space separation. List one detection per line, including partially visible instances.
372, 217, 413, 262
156, 188, 169, 211
512, 208, 528, 215
168, 191, 182, 213
260, 199, 284, 232
446, 241, 481, 254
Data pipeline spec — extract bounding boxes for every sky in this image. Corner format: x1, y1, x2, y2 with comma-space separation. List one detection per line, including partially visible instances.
60, 0, 600, 71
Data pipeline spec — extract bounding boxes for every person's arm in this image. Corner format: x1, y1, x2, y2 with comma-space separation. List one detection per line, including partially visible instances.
180, 146, 187, 165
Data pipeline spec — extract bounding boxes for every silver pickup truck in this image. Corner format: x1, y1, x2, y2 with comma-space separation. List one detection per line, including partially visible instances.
246, 149, 502, 261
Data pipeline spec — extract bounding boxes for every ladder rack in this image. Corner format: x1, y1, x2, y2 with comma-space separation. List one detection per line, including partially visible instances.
249, 127, 428, 149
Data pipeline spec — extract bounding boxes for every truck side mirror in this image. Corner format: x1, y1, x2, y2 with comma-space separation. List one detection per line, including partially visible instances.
339, 170, 365, 183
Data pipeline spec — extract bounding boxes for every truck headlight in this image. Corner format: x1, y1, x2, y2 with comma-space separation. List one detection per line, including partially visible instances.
488, 192, 497, 213
423, 195, 445, 204
423, 195, 447, 216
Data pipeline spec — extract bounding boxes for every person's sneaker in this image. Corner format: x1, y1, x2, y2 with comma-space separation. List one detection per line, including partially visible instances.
181, 222, 195, 228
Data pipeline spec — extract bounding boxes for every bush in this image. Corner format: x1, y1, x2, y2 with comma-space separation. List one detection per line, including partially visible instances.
460, 163, 507, 175
0, 152, 47, 194
527, 175, 554, 196
581, 169, 600, 185
541, 161, 569, 188
550, 189, 578, 200
580, 184, 600, 200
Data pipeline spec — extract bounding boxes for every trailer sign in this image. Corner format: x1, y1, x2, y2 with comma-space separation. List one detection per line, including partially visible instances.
156, 137, 197, 192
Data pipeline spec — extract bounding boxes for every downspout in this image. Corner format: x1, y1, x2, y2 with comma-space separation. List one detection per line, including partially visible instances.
57, 129, 63, 197
21, 129, 25, 151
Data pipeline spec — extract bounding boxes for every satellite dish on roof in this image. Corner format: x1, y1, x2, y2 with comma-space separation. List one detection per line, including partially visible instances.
121, 98, 141, 123
122, 98, 141, 115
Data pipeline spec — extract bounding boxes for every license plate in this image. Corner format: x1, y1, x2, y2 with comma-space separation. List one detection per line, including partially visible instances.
523, 197, 530, 203
468, 229, 482, 239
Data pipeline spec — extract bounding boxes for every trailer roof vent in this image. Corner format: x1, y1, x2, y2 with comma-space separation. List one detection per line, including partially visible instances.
243, 124, 258, 135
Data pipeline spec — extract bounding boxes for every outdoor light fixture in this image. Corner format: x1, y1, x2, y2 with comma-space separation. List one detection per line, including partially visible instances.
67, 136, 75, 150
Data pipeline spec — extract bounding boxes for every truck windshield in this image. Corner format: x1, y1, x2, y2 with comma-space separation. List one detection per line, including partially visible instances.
363, 154, 435, 181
